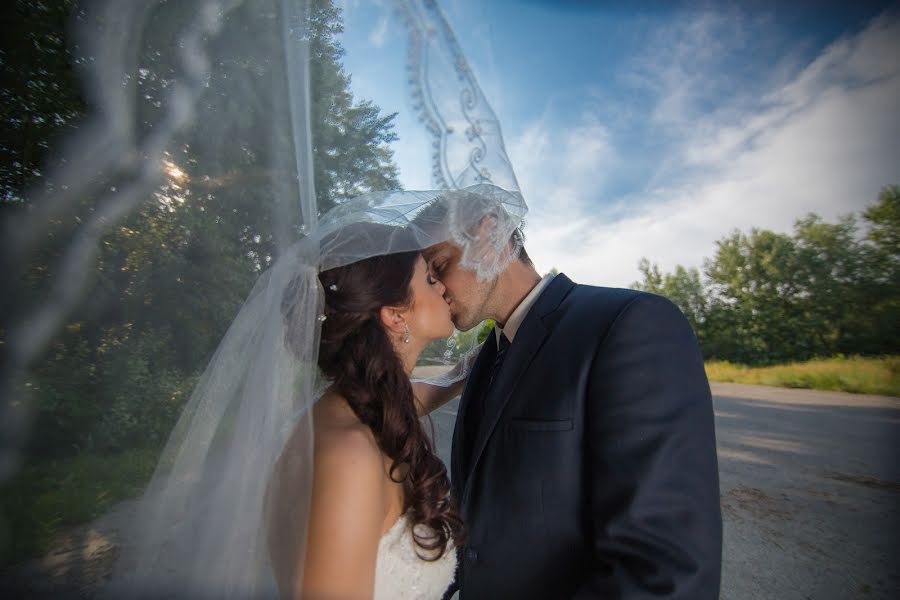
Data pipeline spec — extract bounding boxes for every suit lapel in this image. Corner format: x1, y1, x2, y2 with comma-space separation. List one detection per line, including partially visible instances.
451, 330, 496, 495
462, 274, 577, 503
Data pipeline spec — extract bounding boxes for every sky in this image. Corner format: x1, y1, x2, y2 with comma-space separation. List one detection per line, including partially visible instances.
337, 0, 900, 287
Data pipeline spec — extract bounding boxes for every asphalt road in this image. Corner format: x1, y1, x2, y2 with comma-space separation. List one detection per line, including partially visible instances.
428, 382, 900, 600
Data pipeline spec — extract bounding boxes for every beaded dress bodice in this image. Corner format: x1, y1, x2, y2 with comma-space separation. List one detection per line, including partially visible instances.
373, 514, 456, 600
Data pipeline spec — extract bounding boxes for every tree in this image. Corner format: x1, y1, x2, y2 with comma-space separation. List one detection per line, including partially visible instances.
633, 259, 707, 339
857, 186, 900, 355
306, 0, 400, 211
4, 0, 404, 456
864, 185, 900, 260
634, 189, 900, 365
792, 213, 866, 355
0, 0, 83, 205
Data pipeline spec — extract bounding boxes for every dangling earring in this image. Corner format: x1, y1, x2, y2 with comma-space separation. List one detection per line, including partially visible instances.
403, 324, 411, 344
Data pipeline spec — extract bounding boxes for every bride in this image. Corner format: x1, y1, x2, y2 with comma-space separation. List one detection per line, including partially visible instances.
66, 0, 529, 596
108, 187, 521, 599
107, 197, 517, 600
267, 223, 465, 599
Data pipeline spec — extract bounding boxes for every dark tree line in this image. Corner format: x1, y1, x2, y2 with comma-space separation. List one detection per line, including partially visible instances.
634, 187, 900, 365
1, 0, 401, 458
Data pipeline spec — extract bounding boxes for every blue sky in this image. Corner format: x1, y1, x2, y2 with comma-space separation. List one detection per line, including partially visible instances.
338, 0, 900, 286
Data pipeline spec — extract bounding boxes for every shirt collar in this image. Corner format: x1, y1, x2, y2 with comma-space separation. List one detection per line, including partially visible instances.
495, 274, 555, 347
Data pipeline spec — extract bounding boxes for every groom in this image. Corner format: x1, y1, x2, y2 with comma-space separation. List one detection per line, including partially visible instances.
418, 197, 722, 599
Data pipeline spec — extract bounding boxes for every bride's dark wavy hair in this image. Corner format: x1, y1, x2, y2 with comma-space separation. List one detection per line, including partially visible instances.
284, 225, 463, 559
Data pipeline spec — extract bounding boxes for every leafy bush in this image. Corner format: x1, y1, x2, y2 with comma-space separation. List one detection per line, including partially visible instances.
91, 329, 194, 451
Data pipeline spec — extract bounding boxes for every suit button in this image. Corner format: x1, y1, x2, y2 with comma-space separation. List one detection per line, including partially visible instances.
465, 547, 478, 562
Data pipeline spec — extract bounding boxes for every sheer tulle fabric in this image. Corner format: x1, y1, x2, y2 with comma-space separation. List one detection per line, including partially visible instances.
96, 0, 527, 597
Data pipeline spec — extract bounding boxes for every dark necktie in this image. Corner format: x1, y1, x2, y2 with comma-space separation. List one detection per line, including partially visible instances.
483, 332, 511, 406
463, 332, 510, 471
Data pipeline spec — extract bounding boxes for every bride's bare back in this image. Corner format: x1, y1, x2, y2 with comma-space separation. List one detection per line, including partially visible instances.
267, 391, 404, 599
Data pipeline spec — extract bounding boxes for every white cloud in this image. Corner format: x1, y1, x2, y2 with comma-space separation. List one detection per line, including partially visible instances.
513, 12, 900, 288
510, 111, 618, 226
621, 8, 771, 131
368, 14, 389, 48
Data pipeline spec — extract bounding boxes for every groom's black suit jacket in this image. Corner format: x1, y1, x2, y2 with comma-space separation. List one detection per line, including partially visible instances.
448, 274, 722, 599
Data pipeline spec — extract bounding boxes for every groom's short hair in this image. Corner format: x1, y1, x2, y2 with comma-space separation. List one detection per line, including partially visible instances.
412, 191, 533, 267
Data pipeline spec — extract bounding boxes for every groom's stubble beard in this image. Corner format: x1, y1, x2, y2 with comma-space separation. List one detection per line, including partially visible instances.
448, 272, 498, 332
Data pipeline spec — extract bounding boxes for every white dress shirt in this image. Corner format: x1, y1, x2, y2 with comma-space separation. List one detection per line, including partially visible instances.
495, 274, 555, 348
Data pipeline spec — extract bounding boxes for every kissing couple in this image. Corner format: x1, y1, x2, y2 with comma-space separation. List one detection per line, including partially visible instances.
113, 186, 722, 600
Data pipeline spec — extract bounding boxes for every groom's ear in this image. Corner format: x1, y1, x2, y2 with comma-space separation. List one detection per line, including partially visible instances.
379, 305, 407, 336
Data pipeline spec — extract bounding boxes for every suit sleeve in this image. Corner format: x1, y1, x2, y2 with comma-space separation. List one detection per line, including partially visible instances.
573, 294, 722, 599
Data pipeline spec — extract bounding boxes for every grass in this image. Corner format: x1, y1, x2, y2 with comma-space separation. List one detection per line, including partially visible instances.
705, 355, 900, 397
0, 447, 158, 567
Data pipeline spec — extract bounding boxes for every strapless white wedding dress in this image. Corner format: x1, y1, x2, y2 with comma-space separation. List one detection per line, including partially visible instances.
373, 514, 457, 599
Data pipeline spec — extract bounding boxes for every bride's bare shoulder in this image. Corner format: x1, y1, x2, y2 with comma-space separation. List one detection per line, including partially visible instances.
300, 394, 386, 597
312, 390, 383, 475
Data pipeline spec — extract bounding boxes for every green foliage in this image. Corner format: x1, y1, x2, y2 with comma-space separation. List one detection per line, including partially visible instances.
0, 0, 84, 204
634, 187, 900, 365
634, 259, 706, 336
307, 0, 401, 211
1, 0, 405, 562
705, 227, 823, 363
864, 185, 900, 259
4, 0, 401, 460
417, 320, 495, 366
476, 320, 495, 344
859, 185, 900, 353
91, 329, 196, 451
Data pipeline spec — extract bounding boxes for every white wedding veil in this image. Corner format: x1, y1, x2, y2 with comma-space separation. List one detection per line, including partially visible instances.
56, 0, 526, 598
1, 0, 526, 597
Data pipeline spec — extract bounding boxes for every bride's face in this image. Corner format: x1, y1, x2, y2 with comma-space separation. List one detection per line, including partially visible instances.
405, 255, 454, 340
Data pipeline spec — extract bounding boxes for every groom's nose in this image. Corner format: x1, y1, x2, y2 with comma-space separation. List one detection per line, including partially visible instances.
433, 278, 447, 296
